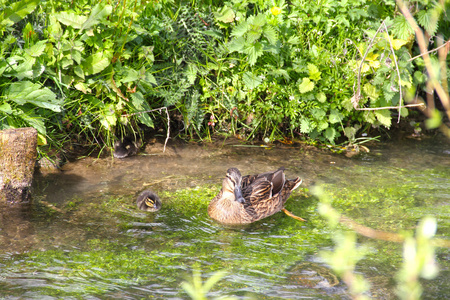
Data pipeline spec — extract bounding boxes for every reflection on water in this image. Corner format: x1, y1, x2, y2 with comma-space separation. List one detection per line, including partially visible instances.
0, 137, 449, 299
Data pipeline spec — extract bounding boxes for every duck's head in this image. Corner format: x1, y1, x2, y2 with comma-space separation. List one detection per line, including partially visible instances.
223, 168, 246, 204
136, 190, 162, 212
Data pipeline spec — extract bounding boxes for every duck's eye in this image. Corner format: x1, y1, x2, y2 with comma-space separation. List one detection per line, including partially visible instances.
226, 174, 236, 184
145, 197, 155, 207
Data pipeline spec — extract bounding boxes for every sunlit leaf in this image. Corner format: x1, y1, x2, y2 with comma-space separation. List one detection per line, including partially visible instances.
80, 3, 112, 31
242, 71, 262, 89
82, 51, 112, 75
54, 11, 87, 29
214, 6, 235, 23
374, 109, 392, 128
6, 81, 62, 112
425, 109, 442, 129
0, 0, 38, 27
299, 78, 314, 93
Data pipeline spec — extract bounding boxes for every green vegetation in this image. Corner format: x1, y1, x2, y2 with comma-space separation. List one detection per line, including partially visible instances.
1, 0, 449, 156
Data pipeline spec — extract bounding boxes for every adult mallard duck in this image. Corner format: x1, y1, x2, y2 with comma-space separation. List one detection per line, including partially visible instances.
136, 190, 162, 212
208, 167, 305, 224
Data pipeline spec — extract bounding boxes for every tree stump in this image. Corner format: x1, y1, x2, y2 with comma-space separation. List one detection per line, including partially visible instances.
0, 127, 38, 203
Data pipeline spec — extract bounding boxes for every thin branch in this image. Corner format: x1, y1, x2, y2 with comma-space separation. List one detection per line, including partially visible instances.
355, 103, 425, 111
380, 22, 403, 123
123, 107, 171, 153
408, 40, 450, 62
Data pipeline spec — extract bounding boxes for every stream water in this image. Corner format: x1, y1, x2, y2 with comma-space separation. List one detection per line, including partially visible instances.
0, 135, 449, 299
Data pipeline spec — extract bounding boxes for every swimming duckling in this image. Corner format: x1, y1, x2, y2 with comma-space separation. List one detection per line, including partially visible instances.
208, 167, 305, 224
136, 190, 162, 212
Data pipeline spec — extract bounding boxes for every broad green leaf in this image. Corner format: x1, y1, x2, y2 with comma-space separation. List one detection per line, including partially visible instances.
54, 11, 87, 29
100, 103, 116, 130
252, 14, 266, 27
24, 40, 47, 57
299, 78, 314, 93
300, 118, 313, 133
228, 36, 245, 53
0, 103, 13, 114
374, 109, 392, 128
0, 0, 38, 27
5, 81, 62, 112
344, 126, 357, 139
329, 109, 342, 124
231, 22, 249, 38
263, 25, 278, 44
214, 6, 235, 23
324, 127, 336, 143
18, 111, 46, 134
316, 92, 327, 103
307, 63, 321, 81
417, 9, 438, 36
130, 92, 154, 128
245, 42, 263, 66
363, 83, 380, 101
82, 51, 112, 75
392, 15, 414, 40
317, 120, 329, 131
242, 71, 262, 90
247, 29, 262, 44
311, 108, 326, 120
80, 3, 112, 31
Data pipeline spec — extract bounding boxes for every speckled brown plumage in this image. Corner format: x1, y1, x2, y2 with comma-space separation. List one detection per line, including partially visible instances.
208, 168, 302, 224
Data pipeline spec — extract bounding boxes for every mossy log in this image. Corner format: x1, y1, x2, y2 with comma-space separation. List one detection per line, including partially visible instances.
0, 128, 38, 203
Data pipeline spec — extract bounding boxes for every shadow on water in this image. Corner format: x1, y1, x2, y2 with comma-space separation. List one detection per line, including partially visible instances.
0, 137, 449, 299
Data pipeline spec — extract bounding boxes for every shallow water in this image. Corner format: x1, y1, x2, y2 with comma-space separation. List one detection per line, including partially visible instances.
0, 136, 449, 299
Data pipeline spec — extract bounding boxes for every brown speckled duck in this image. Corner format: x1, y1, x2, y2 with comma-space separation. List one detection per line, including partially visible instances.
208, 167, 305, 224
136, 190, 162, 212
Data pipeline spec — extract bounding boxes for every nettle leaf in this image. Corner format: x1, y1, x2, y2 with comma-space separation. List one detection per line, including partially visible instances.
242, 71, 262, 89
317, 120, 329, 132
245, 42, 263, 66
247, 29, 262, 44
252, 14, 266, 27
299, 78, 314, 93
307, 63, 321, 81
374, 109, 392, 128
228, 36, 245, 53
213, 6, 235, 23
344, 126, 358, 140
329, 109, 342, 124
0, 0, 38, 27
300, 118, 313, 133
363, 83, 380, 101
54, 11, 87, 29
324, 127, 336, 144
231, 22, 249, 38
311, 108, 326, 120
6, 81, 62, 112
263, 25, 278, 45
392, 15, 414, 40
417, 9, 438, 36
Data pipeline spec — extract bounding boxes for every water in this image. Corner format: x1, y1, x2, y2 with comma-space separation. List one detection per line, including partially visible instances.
0, 136, 449, 299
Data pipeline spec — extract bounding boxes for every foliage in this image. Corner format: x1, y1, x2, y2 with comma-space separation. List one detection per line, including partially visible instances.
0, 0, 449, 155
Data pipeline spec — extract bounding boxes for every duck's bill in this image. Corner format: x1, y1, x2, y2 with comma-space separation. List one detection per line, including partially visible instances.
145, 198, 156, 208
234, 186, 245, 204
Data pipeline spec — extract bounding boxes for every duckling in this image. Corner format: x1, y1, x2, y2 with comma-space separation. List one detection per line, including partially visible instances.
208, 167, 305, 224
113, 137, 140, 159
136, 190, 162, 212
